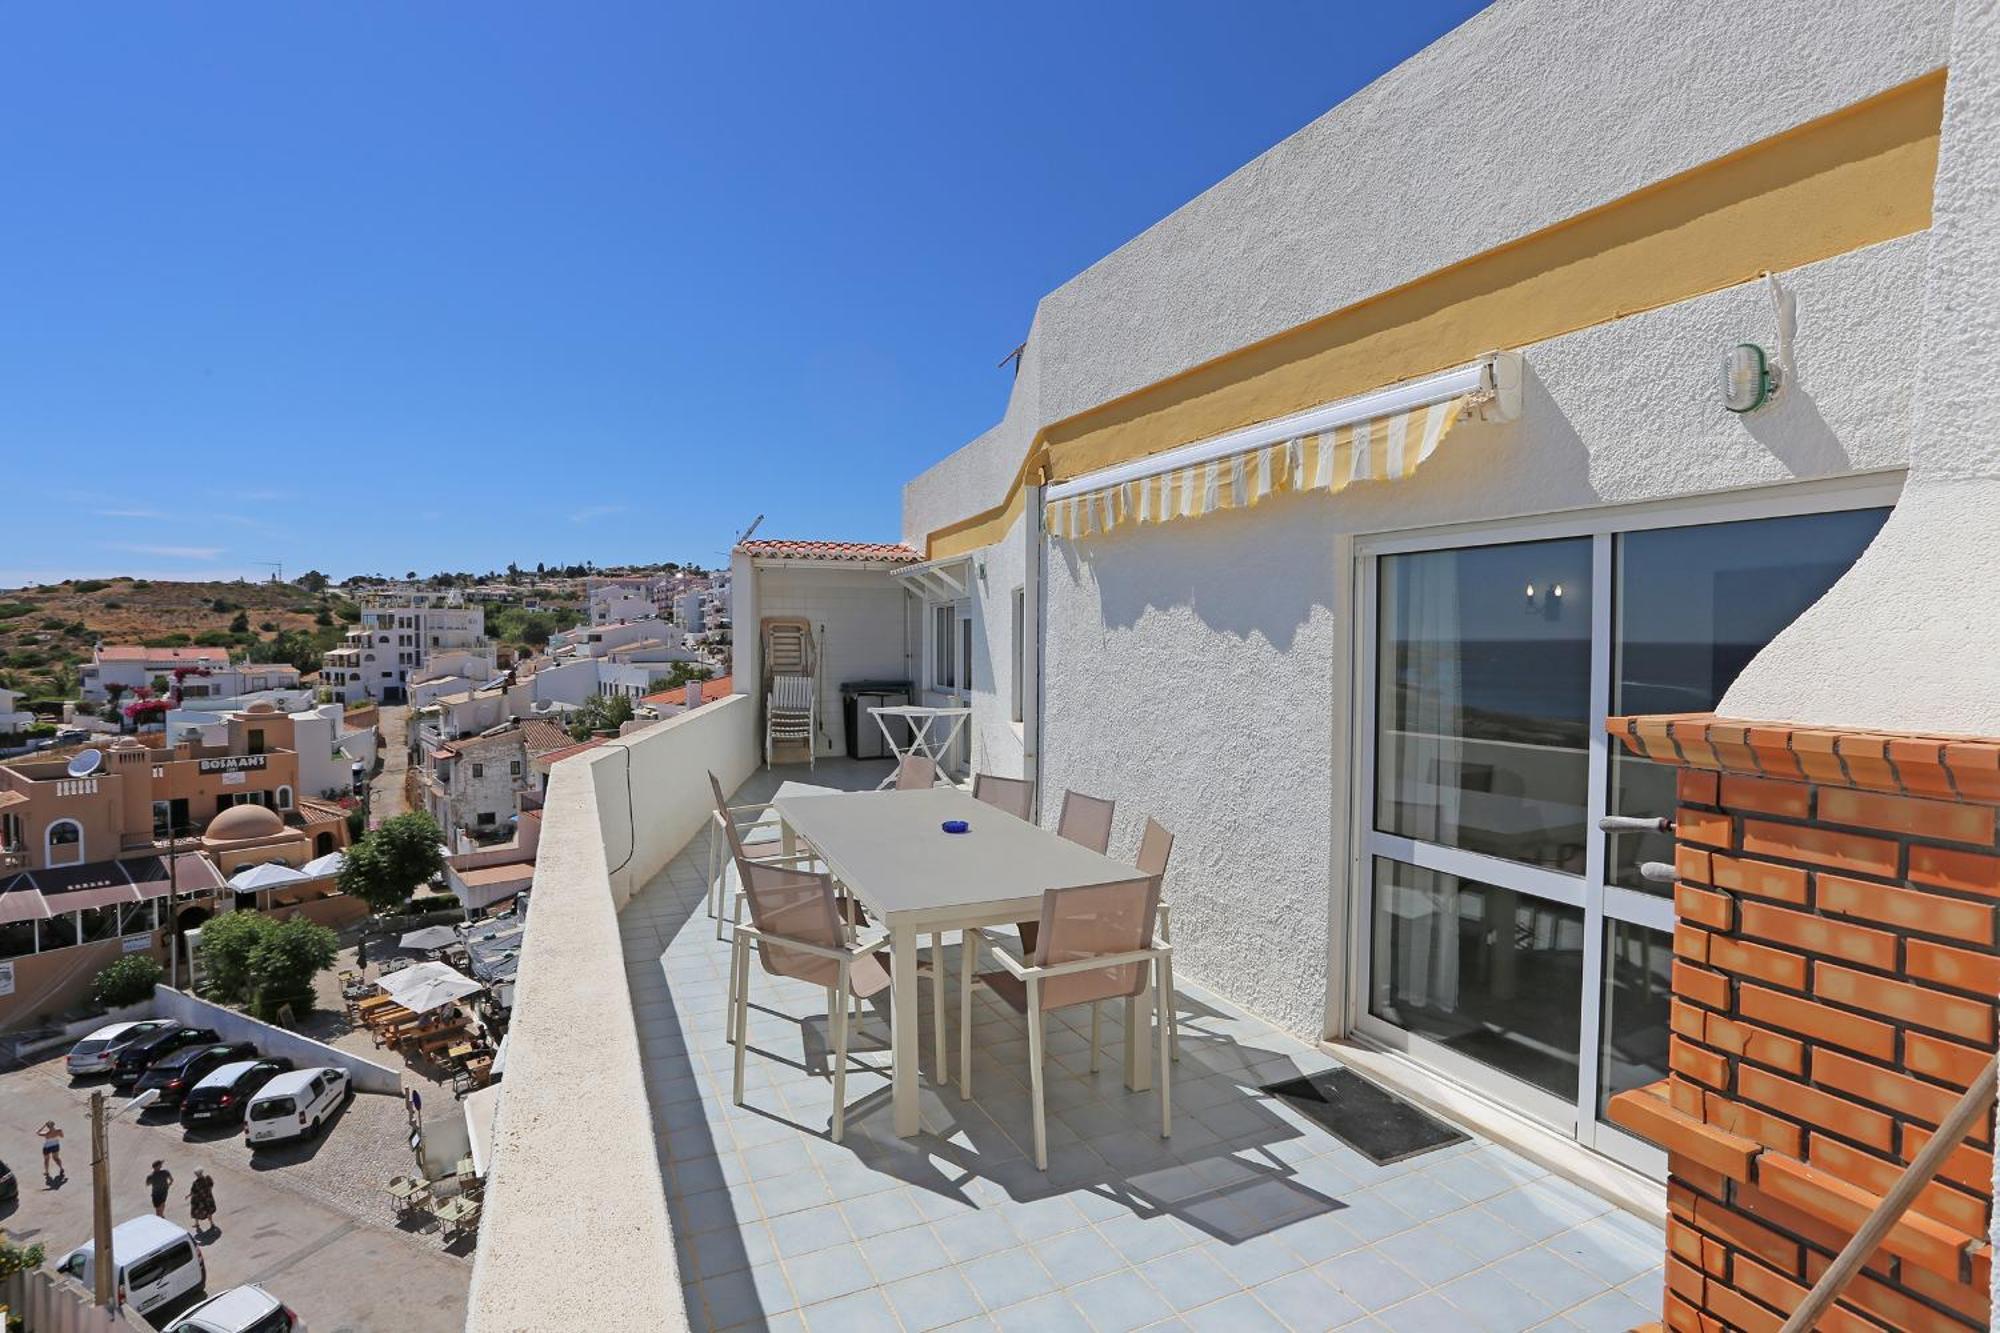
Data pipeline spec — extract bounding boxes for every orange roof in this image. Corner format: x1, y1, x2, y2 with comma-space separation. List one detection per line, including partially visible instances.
641, 675, 733, 708
518, 718, 575, 757
533, 737, 609, 768
735, 539, 920, 564
95, 646, 231, 664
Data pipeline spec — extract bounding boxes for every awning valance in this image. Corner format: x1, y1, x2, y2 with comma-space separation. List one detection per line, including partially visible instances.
1044, 353, 1518, 542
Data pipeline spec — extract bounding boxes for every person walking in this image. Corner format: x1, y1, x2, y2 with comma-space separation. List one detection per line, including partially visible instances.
146, 1160, 173, 1218
37, 1120, 63, 1184
187, 1170, 217, 1238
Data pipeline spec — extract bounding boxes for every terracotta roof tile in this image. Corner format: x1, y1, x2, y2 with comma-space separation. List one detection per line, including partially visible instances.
735, 539, 920, 564
518, 718, 576, 757
641, 675, 733, 708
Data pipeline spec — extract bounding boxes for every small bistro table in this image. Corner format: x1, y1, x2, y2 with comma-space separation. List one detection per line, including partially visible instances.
867, 705, 972, 788
773, 785, 1150, 1138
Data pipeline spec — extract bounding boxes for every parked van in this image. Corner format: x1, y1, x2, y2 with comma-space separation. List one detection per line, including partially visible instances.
244, 1067, 350, 1146
56, 1215, 206, 1318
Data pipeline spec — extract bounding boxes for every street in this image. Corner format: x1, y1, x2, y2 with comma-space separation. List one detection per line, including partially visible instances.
0, 1053, 467, 1331
367, 704, 409, 828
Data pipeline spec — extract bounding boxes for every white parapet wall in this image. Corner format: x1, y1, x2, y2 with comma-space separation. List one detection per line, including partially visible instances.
466, 693, 757, 1333
150, 986, 403, 1096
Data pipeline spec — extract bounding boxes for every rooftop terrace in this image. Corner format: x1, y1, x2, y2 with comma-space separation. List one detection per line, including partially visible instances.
619, 759, 1665, 1331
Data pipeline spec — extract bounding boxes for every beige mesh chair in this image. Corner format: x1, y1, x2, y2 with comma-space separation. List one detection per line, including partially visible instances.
1017, 789, 1116, 955
972, 773, 1034, 821
727, 853, 890, 1142
706, 771, 860, 958
960, 875, 1170, 1169
1135, 817, 1180, 1061
894, 753, 938, 790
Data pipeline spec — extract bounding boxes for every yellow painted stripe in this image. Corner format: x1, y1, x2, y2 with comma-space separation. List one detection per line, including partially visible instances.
930, 71, 1943, 560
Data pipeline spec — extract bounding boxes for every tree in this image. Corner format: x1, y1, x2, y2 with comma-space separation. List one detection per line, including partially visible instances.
193, 912, 337, 1019
228, 610, 250, 633
567, 691, 634, 741
338, 811, 447, 912
249, 916, 338, 1021
196, 912, 268, 1003
297, 569, 329, 594
663, 661, 713, 691
92, 954, 164, 1008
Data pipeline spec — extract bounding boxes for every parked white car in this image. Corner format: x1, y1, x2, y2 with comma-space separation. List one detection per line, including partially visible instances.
166, 1283, 297, 1332
56, 1215, 206, 1318
245, 1067, 351, 1147
65, 1019, 178, 1077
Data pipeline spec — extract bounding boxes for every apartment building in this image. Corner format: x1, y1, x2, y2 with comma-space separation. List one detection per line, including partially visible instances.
79, 644, 232, 701
476, 2, 2000, 1329
0, 687, 34, 737
586, 575, 657, 626
321, 587, 489, 703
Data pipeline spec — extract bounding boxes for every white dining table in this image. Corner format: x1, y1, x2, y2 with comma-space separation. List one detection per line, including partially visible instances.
774, 785, 1150, 1137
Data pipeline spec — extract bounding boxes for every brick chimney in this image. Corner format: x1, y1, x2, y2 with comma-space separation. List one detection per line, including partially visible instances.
1605, 715, 1994, 1331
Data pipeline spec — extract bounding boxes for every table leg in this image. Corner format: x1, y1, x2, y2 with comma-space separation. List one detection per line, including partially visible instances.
1123, 976, 1153, 1094
891, 920, 920, 1136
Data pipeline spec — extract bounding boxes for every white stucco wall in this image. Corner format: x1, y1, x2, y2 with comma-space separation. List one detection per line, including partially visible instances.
1723, 0, 2000, 736
1040, 236, 1926, 1037
902, 0, 1948, 545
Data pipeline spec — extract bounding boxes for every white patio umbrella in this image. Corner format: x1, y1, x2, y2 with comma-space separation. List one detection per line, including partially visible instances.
300, 850, 347, 878
399, 924, 459, 951
377, 960, 482, 1015
228, 862, 308, 892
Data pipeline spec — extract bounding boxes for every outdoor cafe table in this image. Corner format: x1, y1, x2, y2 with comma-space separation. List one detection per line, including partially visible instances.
773, 785, 1150, 1138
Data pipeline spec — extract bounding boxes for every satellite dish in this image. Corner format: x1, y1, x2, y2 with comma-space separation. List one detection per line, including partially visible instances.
66, 749, 104, 778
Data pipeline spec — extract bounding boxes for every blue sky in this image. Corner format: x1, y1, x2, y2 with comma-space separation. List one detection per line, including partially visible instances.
0, 2, 1486, 585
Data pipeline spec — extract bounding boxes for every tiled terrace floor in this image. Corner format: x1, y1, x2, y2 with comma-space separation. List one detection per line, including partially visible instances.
621, 761, 1665, 1332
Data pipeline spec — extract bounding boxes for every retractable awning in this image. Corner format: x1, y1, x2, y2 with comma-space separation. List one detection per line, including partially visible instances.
1044, 353, 1520, 541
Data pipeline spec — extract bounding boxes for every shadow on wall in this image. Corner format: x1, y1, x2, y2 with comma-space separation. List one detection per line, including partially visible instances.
1738, 286, 1851, 475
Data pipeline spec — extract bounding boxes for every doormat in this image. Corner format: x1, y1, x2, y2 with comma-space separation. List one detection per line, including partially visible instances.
1259, 1067, 1469, 1166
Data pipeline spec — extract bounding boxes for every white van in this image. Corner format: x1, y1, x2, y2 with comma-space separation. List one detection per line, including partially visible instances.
66, 1019, 177, 1077
244, 1067, 350, 1146
56, 1215, 206, 1317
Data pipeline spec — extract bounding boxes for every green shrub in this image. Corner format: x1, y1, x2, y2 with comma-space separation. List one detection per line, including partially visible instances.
0, 603, 34, 620
103, 599, 124, 609
91, 954, 164, 1008
72, 579, 109, 594
129, 580, 150, 590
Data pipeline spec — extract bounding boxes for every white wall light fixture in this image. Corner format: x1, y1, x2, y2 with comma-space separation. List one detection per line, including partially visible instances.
1724, 343, 1781, 413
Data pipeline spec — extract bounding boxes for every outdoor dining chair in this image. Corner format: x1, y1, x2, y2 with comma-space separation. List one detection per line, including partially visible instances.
727, 853, 893, 1142
1135, 817, 1180, 1061
706, 770, 841, 941
960, 875, 1171, 1170
1016, 788, 1116, 955
894, 753, 938, 789
972, 772, 1033, 820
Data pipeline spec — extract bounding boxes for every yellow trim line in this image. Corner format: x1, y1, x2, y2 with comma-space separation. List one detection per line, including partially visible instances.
926, 70, 1944, 560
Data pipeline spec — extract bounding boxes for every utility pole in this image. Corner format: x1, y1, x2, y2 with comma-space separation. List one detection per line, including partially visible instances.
89, 1092, 112, 1306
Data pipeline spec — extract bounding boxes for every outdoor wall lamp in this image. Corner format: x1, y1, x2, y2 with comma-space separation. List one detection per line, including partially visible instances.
1724, 343, 1781, 413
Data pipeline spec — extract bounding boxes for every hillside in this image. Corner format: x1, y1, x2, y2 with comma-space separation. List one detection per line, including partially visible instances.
0, 577, 351, 704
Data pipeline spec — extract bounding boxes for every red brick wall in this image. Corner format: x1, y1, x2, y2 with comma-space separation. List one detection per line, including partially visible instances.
1607, 715, 1995, 1333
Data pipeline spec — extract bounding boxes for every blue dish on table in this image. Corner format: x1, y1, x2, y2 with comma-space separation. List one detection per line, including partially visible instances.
942, 820, 970, 835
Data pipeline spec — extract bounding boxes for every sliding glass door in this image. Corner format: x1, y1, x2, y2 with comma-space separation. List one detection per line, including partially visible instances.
1357, 493, 1890, 1168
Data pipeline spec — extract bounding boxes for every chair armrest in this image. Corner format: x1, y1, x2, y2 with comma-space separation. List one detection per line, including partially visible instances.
982, 943, 1032, 981
1025, 944, 1170, 980
733, 923, 889, 965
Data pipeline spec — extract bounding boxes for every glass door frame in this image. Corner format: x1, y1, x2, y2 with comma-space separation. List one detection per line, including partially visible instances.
1346, 472, 1904, 1175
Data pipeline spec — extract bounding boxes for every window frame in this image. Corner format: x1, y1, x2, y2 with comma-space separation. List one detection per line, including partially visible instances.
1348, 472, 1901, 1173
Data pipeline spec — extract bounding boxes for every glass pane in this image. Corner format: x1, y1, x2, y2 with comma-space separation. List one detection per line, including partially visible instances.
1610, 509, 1889, 890
1370, 859, 1584, 1099
1377, 538, 1593, 873
1598, 921, 1672, 1116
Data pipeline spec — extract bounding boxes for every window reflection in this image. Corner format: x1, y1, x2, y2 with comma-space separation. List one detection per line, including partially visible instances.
1370, 860, 1584, 1099
1609, 509, 1889, 890
1599, 921, 1671, 1116
1377, 539, 1593, 873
